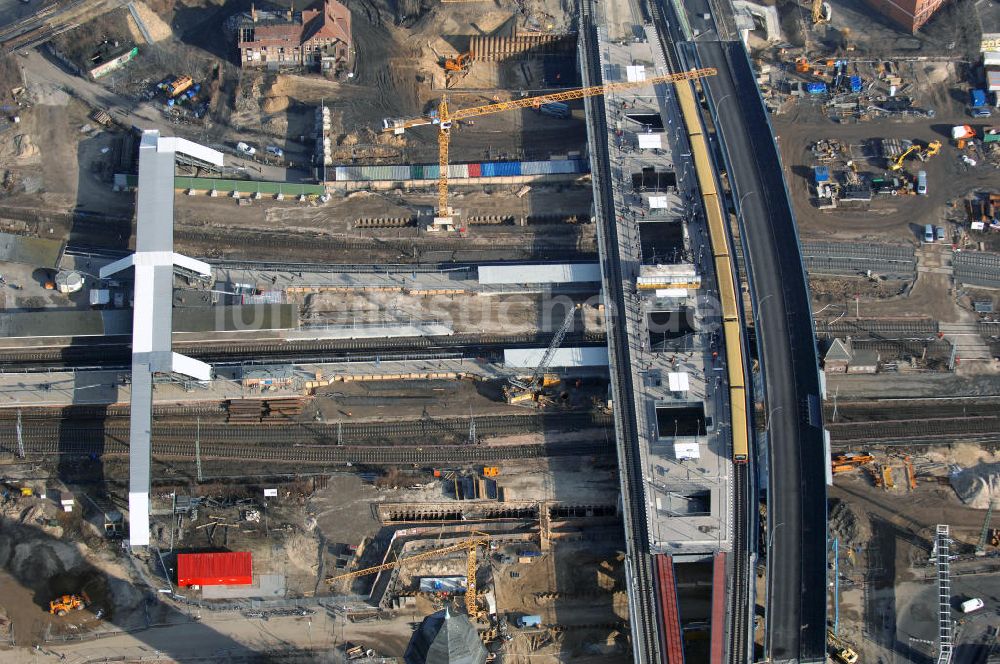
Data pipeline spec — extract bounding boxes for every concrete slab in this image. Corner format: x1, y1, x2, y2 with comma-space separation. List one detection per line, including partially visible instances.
202, 575, 286, 599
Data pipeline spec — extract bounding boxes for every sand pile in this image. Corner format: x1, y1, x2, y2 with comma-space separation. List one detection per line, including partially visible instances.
262, 95, 290, 113
127, 1, 173, 42
950, 462, 1000, 508
14, 135, 38, 159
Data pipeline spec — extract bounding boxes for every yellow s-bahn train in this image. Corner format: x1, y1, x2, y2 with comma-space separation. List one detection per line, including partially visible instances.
675, 79, 749, 465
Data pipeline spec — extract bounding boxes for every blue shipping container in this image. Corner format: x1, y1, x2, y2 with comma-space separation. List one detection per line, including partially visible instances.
849, 76, 862, 92
813, 166, 830, 184
971, 89, 988, 108
482, 162, 522, 177
806, 82, 828, 94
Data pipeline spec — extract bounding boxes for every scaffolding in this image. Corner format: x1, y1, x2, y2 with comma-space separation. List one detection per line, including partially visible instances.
936, 524, 953, 664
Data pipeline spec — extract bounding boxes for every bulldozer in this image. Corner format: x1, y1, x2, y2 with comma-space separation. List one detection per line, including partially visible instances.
49, 592, 89, 616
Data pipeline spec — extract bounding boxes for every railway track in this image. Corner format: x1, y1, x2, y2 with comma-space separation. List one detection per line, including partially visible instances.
1, 0, 127, 53
0, 412, 613, 450
826, 416, 1000, 443
0, 331, 608, 369
815, 318, 939, 339
580, 0, 660, 660
825, 399, 1000, 423
11, 439, 612, 464
644, 0, 753, 660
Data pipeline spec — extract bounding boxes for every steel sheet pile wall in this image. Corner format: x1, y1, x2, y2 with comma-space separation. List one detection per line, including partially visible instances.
177, 552, 253, 587
333, 159, 588, 182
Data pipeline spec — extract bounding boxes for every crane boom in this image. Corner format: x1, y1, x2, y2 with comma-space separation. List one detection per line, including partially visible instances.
448, 68, 718, 121
381, 67, 718, 220
530, 306, 576, 384
325, 536, 491, 583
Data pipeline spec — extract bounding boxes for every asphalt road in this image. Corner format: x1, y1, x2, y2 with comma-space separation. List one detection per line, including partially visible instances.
687, 39, 828, 663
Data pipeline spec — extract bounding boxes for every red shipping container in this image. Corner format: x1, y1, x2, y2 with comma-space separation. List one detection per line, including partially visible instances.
177, 552, 252, 587
467, 163, 482, 178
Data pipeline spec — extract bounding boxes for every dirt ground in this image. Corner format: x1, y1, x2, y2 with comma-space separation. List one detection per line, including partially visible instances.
827, 442, 1000, 662
774, 108, 999, 245
168, 185, 597, 262
0, 482, 148, 647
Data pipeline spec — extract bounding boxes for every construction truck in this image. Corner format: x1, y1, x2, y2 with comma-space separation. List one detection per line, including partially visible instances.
49, 592, 89, 616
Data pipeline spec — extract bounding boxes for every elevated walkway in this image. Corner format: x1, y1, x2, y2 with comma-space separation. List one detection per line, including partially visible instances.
110, 130, 223, 548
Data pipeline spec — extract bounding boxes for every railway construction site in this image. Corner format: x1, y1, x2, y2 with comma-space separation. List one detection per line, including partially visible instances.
1, 0, 1000, 658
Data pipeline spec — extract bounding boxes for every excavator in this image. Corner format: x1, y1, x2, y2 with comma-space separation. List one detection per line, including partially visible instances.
888, 144, 920, 171
443, 52, 474, 87
444, 52, 473, 73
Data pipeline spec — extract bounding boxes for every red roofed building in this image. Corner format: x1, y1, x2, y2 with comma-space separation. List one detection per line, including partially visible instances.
238, 1, 352, 74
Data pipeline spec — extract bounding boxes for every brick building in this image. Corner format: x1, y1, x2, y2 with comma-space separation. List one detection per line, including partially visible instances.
238, 1, 352, 73
863, 0, 948, 33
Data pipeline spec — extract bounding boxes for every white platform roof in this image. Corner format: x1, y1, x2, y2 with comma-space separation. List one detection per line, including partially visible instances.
479, 263, 601, 285
504, 347, 609, 368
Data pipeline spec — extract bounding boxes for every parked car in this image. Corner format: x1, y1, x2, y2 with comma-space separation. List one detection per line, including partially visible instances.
236, 142, 256, 156
935, 226, 945, 241
970, 108, 992, 119
961, 597, 985, 613
265, 145, 284, 158
924, 224, 934, 242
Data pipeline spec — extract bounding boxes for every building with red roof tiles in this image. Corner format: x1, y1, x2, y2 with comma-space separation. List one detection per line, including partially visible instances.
237, 1, 352, 74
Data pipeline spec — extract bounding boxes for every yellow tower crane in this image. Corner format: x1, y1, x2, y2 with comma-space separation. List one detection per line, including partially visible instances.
381, 67, 718, 228
325, 533, 491, 618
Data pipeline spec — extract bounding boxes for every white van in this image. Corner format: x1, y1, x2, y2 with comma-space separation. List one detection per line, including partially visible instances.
961, 597, 985, 613
917, 170, 927, 196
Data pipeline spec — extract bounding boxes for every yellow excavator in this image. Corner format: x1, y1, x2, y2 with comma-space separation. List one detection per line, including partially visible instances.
889, 145, 920, 171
